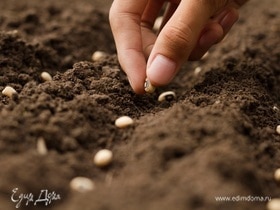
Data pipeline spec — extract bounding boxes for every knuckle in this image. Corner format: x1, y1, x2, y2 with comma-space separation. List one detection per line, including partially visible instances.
162, 24, 194, 53
199, 0, 229, 12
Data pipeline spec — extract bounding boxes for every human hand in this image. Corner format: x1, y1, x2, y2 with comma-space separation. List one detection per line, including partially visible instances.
109, 0, 248, 94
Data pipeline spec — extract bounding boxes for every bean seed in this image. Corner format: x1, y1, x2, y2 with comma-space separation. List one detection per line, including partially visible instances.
274, 168, 280, 181
92, 51, 107, 61
37, 137, 48, 155
273, 106, 279, 112
267, 198, 280, 210
144, 79, 156, 93
201, 51, 209, 60
276, 125, 280, 135
2, 86, 17, 98
70, 177, 95, 193
41, 72, 52, 81
115, 116, 134, 128
158, 91, 176, 102
194, 67, 202, 75
214, 100, 221, 105
6, 30, 19, 35
153, 16, 163, 32
93, 149, 113, 167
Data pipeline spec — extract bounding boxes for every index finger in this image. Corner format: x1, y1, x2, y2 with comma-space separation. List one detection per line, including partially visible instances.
109, 0, 149, 94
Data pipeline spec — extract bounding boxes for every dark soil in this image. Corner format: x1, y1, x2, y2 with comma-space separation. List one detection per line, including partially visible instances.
0, 0, 279, 210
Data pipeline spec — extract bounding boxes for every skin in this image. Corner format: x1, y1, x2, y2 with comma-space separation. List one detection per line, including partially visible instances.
109, 0, 249, 94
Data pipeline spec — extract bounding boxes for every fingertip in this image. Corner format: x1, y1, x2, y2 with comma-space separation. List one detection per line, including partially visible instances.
117, 49, 147, 94
127, 76, 146, 94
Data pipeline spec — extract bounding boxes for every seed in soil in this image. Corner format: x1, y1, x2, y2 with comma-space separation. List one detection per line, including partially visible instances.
37, 137, 48, 155
41, 72, 52, 81
201, 51, 209, 60
276, 125, 280, 135
273, 106, 279, 112
158, 91, 176, 102
144, 79, 156, 93
214, 100, 221, 105
70, 177, 95, 193
274, 168, 280, 181
2, 86, 17, 98
194, 67, 202, 75
267, 198, 280, 210
92, 51, 107, 61
115, 116, 134, 128
93, 149, 113, 168
6, 30, 19, 36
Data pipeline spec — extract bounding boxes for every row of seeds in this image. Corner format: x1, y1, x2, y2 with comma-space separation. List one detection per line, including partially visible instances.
1, 71, 52, 98
69, 116, 133, 193
267, 169, 280, 210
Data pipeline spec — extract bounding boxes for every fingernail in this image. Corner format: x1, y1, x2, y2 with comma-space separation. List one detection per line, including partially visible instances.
147, 54, 176, 85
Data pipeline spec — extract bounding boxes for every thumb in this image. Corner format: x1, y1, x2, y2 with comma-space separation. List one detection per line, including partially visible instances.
146, 0, 227, 86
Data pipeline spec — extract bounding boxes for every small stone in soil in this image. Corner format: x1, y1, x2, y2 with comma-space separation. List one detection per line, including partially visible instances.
70, 177, 95, 193
93, 149, 113, 168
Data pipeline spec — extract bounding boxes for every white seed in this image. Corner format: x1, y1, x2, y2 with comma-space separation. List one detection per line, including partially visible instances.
93, 149, 113, 167
41, 72, 52, 81
144, 79, 156, 93
2, 86, 17, 98
115, 116, 134, 128
267, 198, 280, 210
222, 34, 229, 42
158, 91, 176, 102
6, 30, 19, 36
37, 137, 48, 155
194, 67, 202, 75
273, 106, 279, 112
201, 51, 209, 60
276, 125, 280, 135
92, 51, 107, 61
214, 100, 221, 105
153, 16, 163, 31
274, 168, 280, 182
70, 177, 95, 193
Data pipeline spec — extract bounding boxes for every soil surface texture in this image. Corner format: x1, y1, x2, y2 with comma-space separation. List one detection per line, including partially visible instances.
0, 0, 279, 210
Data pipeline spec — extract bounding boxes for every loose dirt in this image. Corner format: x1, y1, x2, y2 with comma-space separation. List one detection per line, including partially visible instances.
0, 0, 279, 209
